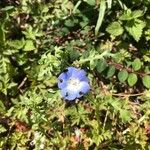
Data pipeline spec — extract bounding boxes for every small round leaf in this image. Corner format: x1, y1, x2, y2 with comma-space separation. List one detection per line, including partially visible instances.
132, 58, 142, 71
107, 66, 116, 78
118, 70, 128, 82
142, 75, 150, 89
127, 73, 138, 86
96, 59, 107, 73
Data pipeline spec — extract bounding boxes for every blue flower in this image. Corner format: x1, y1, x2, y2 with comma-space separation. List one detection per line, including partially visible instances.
58, 67, 90, 100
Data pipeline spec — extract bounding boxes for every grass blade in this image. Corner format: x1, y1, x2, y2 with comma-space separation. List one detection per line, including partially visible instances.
107, 0, 112, 9
95, 0, 106, 36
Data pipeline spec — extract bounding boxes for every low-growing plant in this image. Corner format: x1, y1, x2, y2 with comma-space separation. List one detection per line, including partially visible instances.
0, 0, 150, 149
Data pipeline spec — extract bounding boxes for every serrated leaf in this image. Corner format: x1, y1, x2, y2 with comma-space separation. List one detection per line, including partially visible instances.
127, 73, 138, 86
107, 65, 115, 78
96, 59, 107, 73
44, 76, 57, 87
132, 10, 143, 19
0, 100, 6, 113
106, 21, 124, 36
132, 58, 142, 71
118, 70, 128, 82
145, 29, 150, 41
125, 19, 146, 41
142, 75, 150, 89
7, 39, 25, 49
119, 9, 132, 20
110, 99, 121, 111
120, 109, 132, 123
23, 40, 35, 51
119, 9, 143, 21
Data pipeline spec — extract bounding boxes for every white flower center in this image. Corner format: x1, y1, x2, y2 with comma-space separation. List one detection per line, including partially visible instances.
67, 78, 80, 91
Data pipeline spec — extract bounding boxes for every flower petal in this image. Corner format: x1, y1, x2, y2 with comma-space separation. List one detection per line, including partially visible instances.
81, 82, 90, 93
58, 81, 67, 89
66, 92, 77, 101
71, 69, 89, 82
58, 72, 68, 81
61, 88, 77, 101
66, 67, 78, 77
79, 81, 90, 94
58, 72, 68, 89
58, 67, 90, 100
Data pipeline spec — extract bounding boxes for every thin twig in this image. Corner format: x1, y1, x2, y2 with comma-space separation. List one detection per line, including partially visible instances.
73, 46, 85, 52
111, 92, 145, 97
18, 77, 27, 90
102, 109, 109, 132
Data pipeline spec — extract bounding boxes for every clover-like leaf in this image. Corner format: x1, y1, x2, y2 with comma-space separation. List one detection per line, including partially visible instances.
132, 58, 142, 71
118, 70, 128, 82
142, 75, 150, 89
127, 73, 138, 86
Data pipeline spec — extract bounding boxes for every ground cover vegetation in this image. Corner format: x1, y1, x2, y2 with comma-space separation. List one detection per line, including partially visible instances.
0, 0, 150, 149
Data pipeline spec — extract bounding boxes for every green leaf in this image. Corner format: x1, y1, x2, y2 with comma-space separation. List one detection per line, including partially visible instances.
85, 0, 95, 6
23, 25, 43, 40
125, 19, 146, 41
65, 19, 75, 27
132, 10, 144, 19
145, 29, 150, 41
106, 22, 124, 36
1, 6, 14, 11
96, 59, 107, 73
107, 65, 115, 78
119, 9, 132, 20
90, 60, 98, 70
127, 73, 138, 86
44, 76, 57, 87
0, 24, 5, 44
0, 100, 6, 113
7, 39, 25, 49
23, 40, 35, 51
118, 70, 128, 82
120, 109, 132, 123
95, 0, 106, 35
0, 125, 7, 133
132, 58, 142, 71
119, 9, 143, 20
142, 75, 150, 89
69, 49, 80, 61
